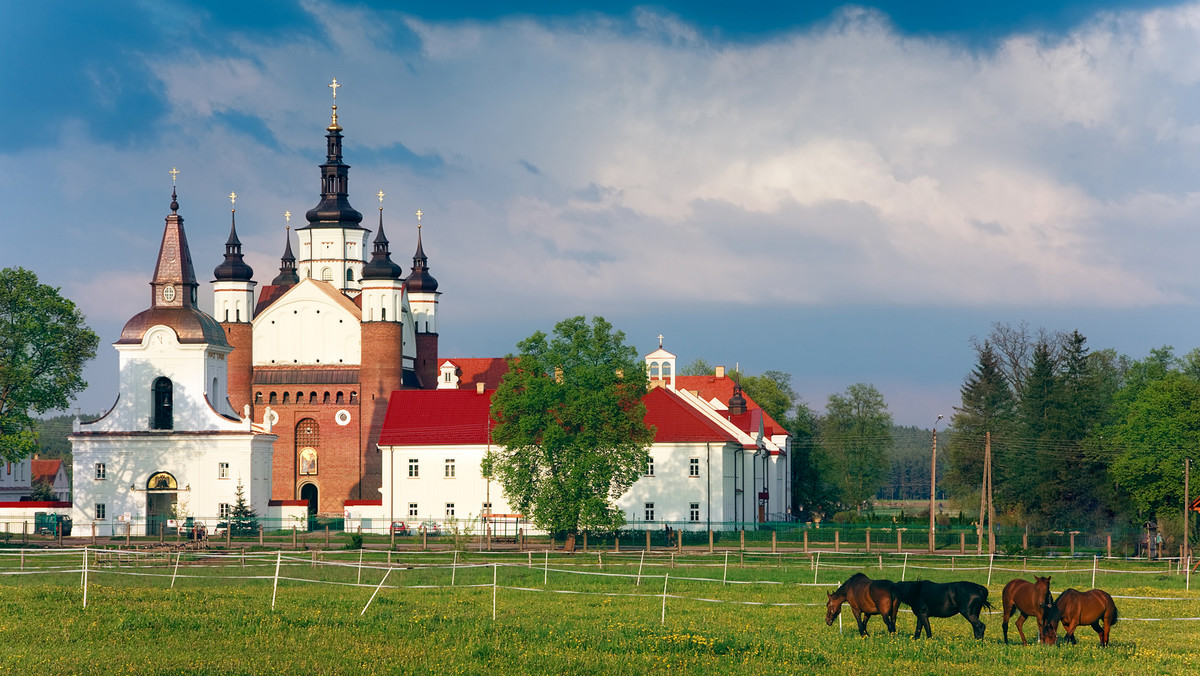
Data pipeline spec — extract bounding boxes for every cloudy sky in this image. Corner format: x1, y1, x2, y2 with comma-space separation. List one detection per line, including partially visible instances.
4, 0, 1200, 426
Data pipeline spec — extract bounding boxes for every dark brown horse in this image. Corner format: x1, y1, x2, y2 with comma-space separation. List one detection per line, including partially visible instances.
1041, 588, 1119, 646
1001, 576, 1053, 645
825, 572, 899, 636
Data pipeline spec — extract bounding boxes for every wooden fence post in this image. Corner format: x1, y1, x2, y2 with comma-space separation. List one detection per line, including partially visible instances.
960, 532, 965, 554
646, 530, 651, 552
834, 530, 840, 552
772, 530, 777, 554
803, 530, 809, 554
865, 529, 871, 554
740, 529, 745, 551
1106, 533, 1112, 559
709, 530, 714, 554
897, 530, 902, 554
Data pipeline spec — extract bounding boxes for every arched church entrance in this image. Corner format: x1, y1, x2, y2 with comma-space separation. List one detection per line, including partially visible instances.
299, 483, 319, 528
146, 471, 179, 535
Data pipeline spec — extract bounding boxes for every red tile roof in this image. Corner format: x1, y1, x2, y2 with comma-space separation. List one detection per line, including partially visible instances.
379, 382, 741, 447
31, 459, 62, 485
378, 388, 496, 446
644, 387, 740, 444
442, 358, 510, 390
675, 375, 790, 437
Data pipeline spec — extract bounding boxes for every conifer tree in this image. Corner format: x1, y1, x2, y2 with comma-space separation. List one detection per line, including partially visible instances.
945, 342, 1016, 498
230, 478, 258, 535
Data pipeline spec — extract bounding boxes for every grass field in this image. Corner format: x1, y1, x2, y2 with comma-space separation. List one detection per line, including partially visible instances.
1, 549, 1198, 674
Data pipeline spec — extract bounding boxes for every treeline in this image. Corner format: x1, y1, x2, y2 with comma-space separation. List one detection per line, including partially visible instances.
703, 321, 1198, 537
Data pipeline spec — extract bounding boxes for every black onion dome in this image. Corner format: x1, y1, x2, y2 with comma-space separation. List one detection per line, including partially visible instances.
213, 212, 254, 281
361, 210, 404, 280
271, 228, 300, 286
300, 118, 365, 229
405, 228, 439, 292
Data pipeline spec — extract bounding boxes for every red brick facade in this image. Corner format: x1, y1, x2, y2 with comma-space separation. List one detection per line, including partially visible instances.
223, 322, 253, 412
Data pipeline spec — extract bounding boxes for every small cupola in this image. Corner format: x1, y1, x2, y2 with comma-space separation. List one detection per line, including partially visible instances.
728, 380, 747, 415
644, 334, 676, 390
405, 211, 439, 293
361, 202, 403, 280
213, 196, 254, 282
271, 223, 300, 287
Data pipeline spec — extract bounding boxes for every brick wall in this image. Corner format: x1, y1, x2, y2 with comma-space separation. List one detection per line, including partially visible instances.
224, 323, 253, 412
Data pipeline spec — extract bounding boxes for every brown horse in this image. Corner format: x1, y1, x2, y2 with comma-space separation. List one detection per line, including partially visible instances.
825, 572, 899, 636
1041, 588, 1119, 646
1001, 576, 1053, 645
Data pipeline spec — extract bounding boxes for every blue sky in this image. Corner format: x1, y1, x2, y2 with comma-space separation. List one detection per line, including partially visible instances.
3, 0, 1200, 426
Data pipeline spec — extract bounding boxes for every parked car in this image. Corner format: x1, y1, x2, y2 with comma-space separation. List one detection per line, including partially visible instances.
390, 521, 409, 535
418, 521, 442, 536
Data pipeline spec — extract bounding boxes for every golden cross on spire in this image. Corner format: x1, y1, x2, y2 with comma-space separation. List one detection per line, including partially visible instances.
169, 167, 180, 185
284, 210, 291, 223
329, 78, 340, 100
229, 192, 237, 209
377, 189, 386, 206
415, 209, 423, 228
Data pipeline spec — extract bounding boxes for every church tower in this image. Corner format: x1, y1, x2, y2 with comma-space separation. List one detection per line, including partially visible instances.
406, 211, 440, 388
212, 193, 255, 412
294, 79, 369, 295
359, 196, 406, 497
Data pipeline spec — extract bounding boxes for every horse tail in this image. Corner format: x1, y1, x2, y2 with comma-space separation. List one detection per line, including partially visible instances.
981, 598, 994, 611
1110, 600, 1119, 626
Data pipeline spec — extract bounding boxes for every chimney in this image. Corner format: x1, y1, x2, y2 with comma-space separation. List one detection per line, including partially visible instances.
715, 366, 725, 378
476, 382, 486, 395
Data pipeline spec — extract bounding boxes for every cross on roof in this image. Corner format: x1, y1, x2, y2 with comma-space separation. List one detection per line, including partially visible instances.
377, 189, 385, 205
229, 191, 237, 208
329, 78, 340, 100
415, 209, 423, 228
284, 210, 291, 223
169, 167, 180, 185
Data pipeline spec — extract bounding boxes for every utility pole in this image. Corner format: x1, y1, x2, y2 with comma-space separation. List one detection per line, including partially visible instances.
986, 431, 996, 554
977, 435, 987, 555
929, 415, 943, 554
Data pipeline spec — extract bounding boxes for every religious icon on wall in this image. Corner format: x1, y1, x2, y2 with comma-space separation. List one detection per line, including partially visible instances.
299, 448, 318, 475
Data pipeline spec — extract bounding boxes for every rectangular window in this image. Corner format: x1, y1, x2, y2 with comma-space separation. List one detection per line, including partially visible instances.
644, 502, 655, 521
444, 458, 456, 478
482, 502, 492, 514
218, 462, 230, 479
408, 459, 419, 478
219, 503, 232, 519
689, 458, 700, 477
95, 463, 106, 480
408, 502, 418, 517
646, 458, 655, 477
690, 502, 700, 522
445, 503, 455, 517
95, 504, 106, 520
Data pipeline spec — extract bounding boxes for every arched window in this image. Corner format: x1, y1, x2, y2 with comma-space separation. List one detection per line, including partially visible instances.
152, 377, 173, 430
349, 391, 358, 404
323, 392, 330, 404
322, 268, 332, 281
336, 392, 344, 404
310, 392, 318, 404
212, 378, 218, 400
255, 392, 263, 404
346, 269, 354, 283
649, 362, 660, 379
269, 392, 278, 404
282, 392, 290, 404
662, 362, 672, 379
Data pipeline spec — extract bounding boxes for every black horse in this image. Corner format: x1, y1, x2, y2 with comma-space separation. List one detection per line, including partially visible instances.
892, 580, 992, 639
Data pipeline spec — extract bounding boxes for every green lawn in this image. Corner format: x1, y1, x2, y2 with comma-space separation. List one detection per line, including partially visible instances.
1, 550, 1198, 674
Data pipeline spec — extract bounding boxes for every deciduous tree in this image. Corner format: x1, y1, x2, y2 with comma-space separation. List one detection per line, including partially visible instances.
485, 316, 654, 535
816, 383, 893, 509
0, 268, 98, 462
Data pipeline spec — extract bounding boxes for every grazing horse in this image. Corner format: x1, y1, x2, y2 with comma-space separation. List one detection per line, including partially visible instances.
892, 580, 992, 639
825, 572, 899, 636
1041, 588, 1118, 647
1001, 576, 1053, 645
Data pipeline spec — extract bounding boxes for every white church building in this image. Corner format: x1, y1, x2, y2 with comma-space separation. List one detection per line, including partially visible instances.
68, 188, 278, 535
